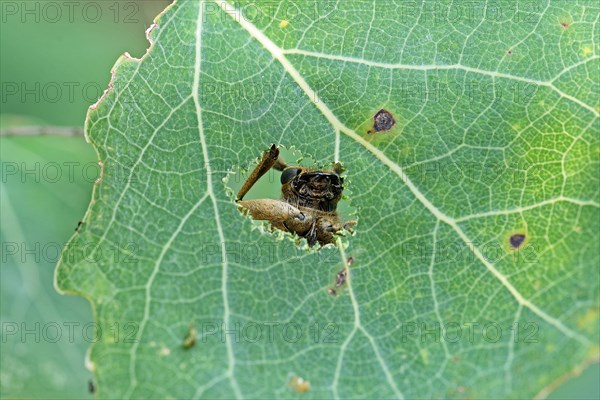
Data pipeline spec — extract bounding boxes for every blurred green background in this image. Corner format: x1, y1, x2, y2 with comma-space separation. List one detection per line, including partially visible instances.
1, 1, 169, 398
0, 1, 597, 399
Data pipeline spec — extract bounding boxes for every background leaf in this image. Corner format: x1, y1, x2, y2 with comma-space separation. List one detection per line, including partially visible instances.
56, 1, 599, 398
0, 2, 169, 397
1, 134, 95, 399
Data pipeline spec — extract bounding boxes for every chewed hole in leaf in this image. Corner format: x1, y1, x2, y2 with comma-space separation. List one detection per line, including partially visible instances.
224, 145, 357, 249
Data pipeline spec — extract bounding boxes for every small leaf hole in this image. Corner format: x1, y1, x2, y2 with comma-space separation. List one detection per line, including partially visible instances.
224, 145, 357, 249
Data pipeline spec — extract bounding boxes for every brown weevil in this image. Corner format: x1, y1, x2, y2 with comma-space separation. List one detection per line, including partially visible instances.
236, 145, 355, 246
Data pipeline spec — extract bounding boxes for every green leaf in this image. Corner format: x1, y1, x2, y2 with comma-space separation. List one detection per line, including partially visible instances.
56, 1, 599, 398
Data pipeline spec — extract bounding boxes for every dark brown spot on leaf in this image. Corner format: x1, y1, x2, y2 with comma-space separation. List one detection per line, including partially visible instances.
327, 288, 337, 296
510, 234, 526, 249
335, 268, 347, 287
371, 109, 395, 133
